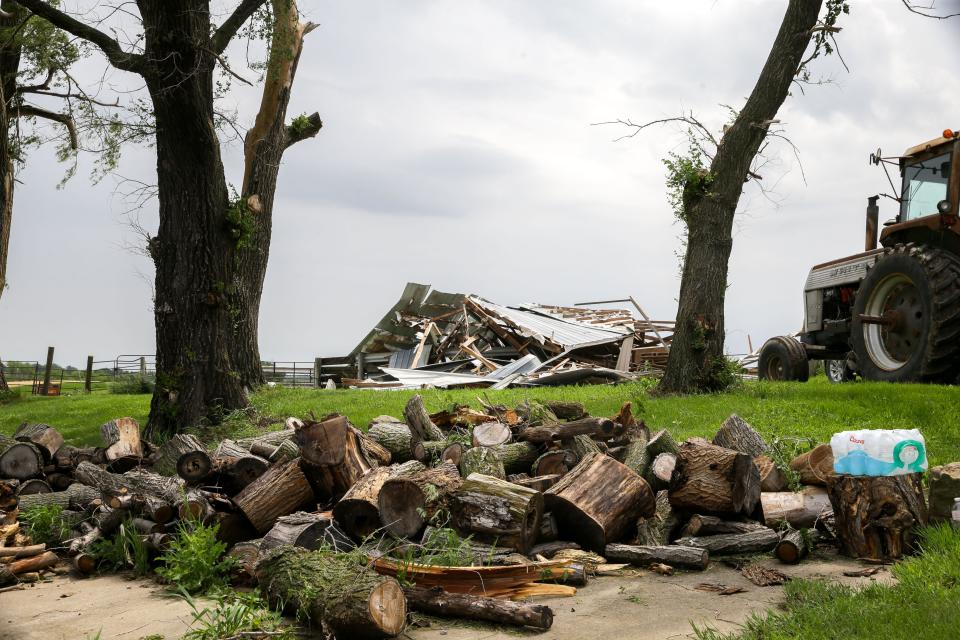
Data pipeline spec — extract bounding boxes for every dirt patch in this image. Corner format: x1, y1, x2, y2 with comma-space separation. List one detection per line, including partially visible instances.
0, 551, 893, 640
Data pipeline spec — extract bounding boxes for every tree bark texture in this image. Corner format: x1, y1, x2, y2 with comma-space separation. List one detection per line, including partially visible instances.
404, 586, 553, 629
449, 473, 544, 553
13, 423, 64, 462
332, 460, 425, 541
0, 4, 20, 313
658, 0, 824, 393
459, 446, 506, 480
604, 543, 709, 570
712, 414, 767, 457
760, 486, 833, 529
233, 458, 314, 534
377, 462, 461, 539
260, 511, 353, 553
634, 490, 678, 546
674, 528, 780, 555
367, 422, 414, 462
668, 440, 760, 515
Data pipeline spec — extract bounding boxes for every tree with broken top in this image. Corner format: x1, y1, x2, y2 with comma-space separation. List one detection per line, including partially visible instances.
13, 0, 323, 438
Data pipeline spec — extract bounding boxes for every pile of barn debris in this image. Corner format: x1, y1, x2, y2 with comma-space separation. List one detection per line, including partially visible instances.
328, 282, 674, 389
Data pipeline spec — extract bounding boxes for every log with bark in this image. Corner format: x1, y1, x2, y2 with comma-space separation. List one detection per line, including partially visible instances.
247, 439, 300, 464
760, 486, 833, 529
545, 452, 655, 552
0, 550, 59, 586
404, 394, 445, 442
177, 489, 215, 522
754, 455, 788, 492
153, 434, 207, 477
355, 430, 392, 468
790, 444, 834, 486
681, 515, 767, 537
377, 462, 462, 539
566, 434, 603, 464
459, 446, 506, 480
674, 528, 780, 555
403, 585, 553, 629
296, 414, 351, 467
261, 511, 354, 552
712, 414, 767, 457
604, 543, 710, 570
622, 428, 650, 477
413, 440, 462, 466
234, 458, 315, 534
227, 538, 262, 584
493, 442, 540, 475
528, 540, 580, 558
300, 425, 375, 499
332, 461, 425, 541
74, 462, 185, 504
826, 474, 927, 561
13, 423, 64, 462
0, 435, 43, 480
15, 479, 49, 496
531, 450, 570, 477
520, 417, 617, 444
472, 422, 511, 448
449, 473, 544, 553
17, 483, 99, 511
545, 401, 586, 421
209, 440, 269, 492
257, 545, 407, 639
668, 440, 760, 516
367, 421, 414, 462
45, 473, 73, 491
100, 417, 143, 462
775, 528, 813, 564
634, 490, 677, 546
235, 428, 296, 451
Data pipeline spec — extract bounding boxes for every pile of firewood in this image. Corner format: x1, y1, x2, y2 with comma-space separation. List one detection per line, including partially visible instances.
0, 396, 931, 635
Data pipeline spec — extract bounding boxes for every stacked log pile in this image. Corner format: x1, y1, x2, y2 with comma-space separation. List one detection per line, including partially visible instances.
0, 399, 934, 635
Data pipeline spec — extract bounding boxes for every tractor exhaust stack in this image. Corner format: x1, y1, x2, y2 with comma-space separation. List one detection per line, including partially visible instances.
865, 195, 879, 251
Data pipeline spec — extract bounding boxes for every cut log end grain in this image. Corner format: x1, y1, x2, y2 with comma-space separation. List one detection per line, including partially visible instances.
100, 417, 143, 461
378, 463, 462, 539
472, 422, 511, 448
775, 529, 809, 564
0, 440, 44, 480
176, 451, 212, 483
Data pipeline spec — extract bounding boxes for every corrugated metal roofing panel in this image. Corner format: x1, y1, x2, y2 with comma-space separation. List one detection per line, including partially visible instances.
469, 297, 625, 349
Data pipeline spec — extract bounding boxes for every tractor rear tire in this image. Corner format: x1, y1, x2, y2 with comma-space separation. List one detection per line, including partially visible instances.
851, 244, 960, 382
758, 336, 809, 382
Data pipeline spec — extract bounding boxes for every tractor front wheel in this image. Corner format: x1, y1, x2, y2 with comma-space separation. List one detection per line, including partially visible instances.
758, 336, 809, 382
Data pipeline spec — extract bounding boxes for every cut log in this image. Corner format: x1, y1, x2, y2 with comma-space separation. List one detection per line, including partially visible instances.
520, 417, 617, 444
404, 585, 552, 628
404, 394, 445, 442
634, 490, 677, 546
674, 529, 780, 555
234, 458, 315, 534
566, 434, 602, 464
440, 443, 464, 466
258, 545, 406, 639
413, 440, 460, 465
300, 426, 374, 499
177, 489, 215, 523
760, 486, 833, 529
545, 452, 655, 552
74, 462, 185, 504
622, 429, 650, 477
0, 543, 46, 558
459, 447, 506, 480
177, 450, 213, 484
513, 474, 560, 493
681, 515, 767, 537
100, 417, 143, 461
789, 444, 834, 486
0, 550, 58, 585
13, 423, 64, 462
775, 529, 810, 564
0, 436, 43, 480
668, 440, 760, 516
754, 455, 788, 492
248, 439, 300, 464
545, 401, 586, 421
928, 462, 960, 522
227, 538, 262, 583
367, 422, 414, 462
826, 473, 927, 561
472, 422, 511, 448
531, 450, 569, 477
261, 511, 354, 552
378, 462, 462, 539
449, 473, 544, 553
16, 479, 50, 496
494, 442, 540, 475
647, 453, 677, 492
91, 505, 128, 535
211, 511, 259, 546
153, 434, 206, 477
131, 517, 164, 535
209, 440, 269, 492
333, 461, 426, 541
529, 540, 580, 558
604, 544, 709, 570
17, 483, 99, 511
235, 428, 296, 450
712, 414, 767, 457
419, 526, 518, 565
355, 431, 392, 468
296, 415, 349, 467
645, 429, 680, 459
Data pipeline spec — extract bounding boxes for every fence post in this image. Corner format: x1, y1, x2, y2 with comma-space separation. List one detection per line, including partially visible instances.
85, 356, 94, 393
314, 357, 322, 388
41, 346, 54, 396
139, 356, 146, 378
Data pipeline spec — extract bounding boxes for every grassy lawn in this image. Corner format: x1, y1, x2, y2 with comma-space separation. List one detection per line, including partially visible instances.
2, 377, 959, 465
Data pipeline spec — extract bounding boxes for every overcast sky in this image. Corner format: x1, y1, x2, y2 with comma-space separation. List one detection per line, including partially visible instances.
1, 0, 958, 367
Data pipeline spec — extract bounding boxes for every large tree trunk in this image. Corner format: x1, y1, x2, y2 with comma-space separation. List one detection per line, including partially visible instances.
229, 0, 321, 389
0, 3, 19, 319
141, 2, 247, 440
658, 0, 824, 393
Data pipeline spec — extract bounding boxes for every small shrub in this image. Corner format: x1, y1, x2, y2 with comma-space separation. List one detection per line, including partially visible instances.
110, 375, 155, 395
0, 386, 20, 405
156, 521, 235, 594
20, 504, 71, 546
89, 520, 150, 575
180, 589, 294, 640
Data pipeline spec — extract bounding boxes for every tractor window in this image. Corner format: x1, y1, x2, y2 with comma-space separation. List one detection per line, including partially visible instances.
900, 151, 951, 221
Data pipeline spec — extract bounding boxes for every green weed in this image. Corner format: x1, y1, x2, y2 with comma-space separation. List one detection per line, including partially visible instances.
20, 504, 71, 546
156, 521, 235, 594
179, 589, 294, 640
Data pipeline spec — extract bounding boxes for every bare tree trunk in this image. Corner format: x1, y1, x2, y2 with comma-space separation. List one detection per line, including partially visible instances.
659, 0, 824, 393
230, 0, 321, 389
0, 2, 20, 319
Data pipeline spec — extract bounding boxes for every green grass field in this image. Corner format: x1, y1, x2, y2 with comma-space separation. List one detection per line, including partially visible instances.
3, 376, 960, 639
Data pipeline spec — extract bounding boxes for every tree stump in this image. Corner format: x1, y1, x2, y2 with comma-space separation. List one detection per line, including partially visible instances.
404, 394, 445, 442
258, 545, 406, 639
153, 434, 206, 477
449, 473, 544, 553
760, 486, 832, 529
604, 543, 709, 570
668, 440, 760, 516
333, 461, 425, 541
100, 417, 143, 461
378, 462, 462, 539
493, 442, 540, 475
472, 422, 511, 448
826, 474, 927, 561
234, 458, 315, 534
0, 435, 43, 480
712, 414, 767, 457
545, 452, 655, 552
404, 585, 553, 629
790, 444, 834, 486
459, 447, 506, 480
13, 423, 64, 462
367, 421, 415, 462
261, 511, 354, 552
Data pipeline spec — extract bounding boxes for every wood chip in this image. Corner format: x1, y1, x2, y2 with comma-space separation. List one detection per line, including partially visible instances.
740, 563, 789, 586
695, 583, 747, 595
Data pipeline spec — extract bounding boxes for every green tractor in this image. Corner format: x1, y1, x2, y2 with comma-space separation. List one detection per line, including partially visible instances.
760, 128, 960, 383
